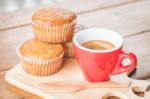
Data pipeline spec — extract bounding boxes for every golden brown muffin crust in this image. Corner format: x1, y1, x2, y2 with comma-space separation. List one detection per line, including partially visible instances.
32, 7, 76, 26
19, 39, 64, 60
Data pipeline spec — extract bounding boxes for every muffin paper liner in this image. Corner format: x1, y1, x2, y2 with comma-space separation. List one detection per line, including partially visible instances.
17, 45, 64, 76
64, 24, 87, 58
32, 20, 76, 43
64, 41, 74, 58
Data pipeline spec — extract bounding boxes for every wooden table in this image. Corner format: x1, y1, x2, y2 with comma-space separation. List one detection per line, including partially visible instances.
0, 0, 150, 98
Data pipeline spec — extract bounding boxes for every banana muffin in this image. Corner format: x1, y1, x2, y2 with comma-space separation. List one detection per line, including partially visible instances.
18, 39, 64, 76
32, 7, 77, 43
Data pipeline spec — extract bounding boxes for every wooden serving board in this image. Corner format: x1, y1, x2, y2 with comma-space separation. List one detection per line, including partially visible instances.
5, 59, 150, 99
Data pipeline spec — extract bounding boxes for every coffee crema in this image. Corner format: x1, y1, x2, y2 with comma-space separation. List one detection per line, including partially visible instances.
81, 40, 115, 50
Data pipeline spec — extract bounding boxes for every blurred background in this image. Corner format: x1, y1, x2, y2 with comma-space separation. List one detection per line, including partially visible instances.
0, 0, 53, 13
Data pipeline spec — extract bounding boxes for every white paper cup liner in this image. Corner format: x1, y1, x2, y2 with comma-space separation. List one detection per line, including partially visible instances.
32, 20, 76, 43
64, 41, 74, 58
17, 45, 64, 76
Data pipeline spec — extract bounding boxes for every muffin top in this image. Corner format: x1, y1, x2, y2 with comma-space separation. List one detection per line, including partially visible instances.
19, 39, 64, 60
32, 7, 76, 26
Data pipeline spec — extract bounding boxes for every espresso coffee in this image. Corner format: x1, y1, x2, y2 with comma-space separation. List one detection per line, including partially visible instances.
81, 40, 115, 50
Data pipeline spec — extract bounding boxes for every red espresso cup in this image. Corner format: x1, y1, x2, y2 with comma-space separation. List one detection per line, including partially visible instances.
73, 28, 137, 82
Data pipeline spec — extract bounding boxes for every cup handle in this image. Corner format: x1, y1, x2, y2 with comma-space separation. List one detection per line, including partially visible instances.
112, 51, 137, 75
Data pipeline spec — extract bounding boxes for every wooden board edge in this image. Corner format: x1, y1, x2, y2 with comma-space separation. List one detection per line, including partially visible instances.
5, 65, 56, 99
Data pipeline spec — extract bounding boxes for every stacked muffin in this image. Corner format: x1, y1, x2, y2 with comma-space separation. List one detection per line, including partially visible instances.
32, 8, 76, 43
17, 7, 77, 76
18, 39, 64, 76
64, 24, 87, 57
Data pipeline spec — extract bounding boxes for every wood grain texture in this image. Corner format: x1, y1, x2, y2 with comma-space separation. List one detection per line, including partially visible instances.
0, 0, 140, 30
0, 72, 41, 99
0, 25, 33, 71
0, 72, 22, 99
78, 0, 150, 37
123, 31, 150, 79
